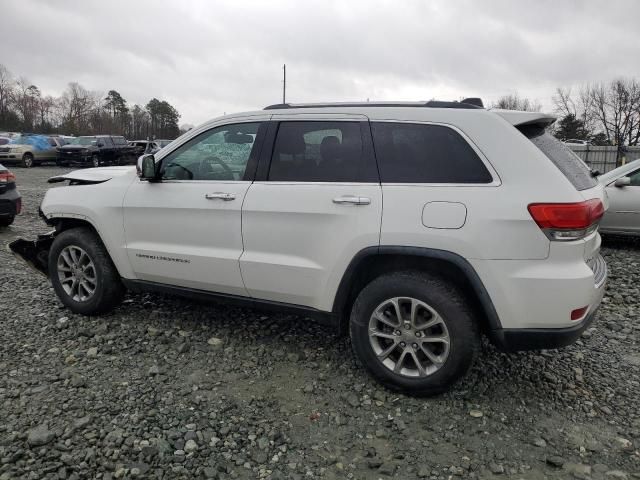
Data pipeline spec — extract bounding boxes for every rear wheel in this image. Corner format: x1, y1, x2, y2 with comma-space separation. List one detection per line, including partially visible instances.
349, 271, 479, 396
48, 227, 125, 315
91, 155, 100, 168
22, 153, 34, 168
0, 216, 14, 227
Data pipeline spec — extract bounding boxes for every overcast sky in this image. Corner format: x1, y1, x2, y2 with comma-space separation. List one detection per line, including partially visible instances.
2, 0, 639, 126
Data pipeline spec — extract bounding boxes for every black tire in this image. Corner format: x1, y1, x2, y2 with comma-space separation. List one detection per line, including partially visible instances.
91, 155, 100, 168
0, 215, 14, 227
48, 227, 125, 315
22, 153, 34, 168
349, 271, 479, 397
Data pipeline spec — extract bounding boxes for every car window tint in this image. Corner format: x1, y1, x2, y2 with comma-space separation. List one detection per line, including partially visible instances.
269, 122, 368, 182
628, 168, 640, 186
371, 122, 492, 183
161, 122, 261, 181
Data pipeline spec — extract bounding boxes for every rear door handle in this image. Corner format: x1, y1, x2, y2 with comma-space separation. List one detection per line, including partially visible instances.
205, 192, 236, 201
333, 195, 371, 206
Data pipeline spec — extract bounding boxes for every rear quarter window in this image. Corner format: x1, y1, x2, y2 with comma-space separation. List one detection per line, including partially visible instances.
371, 122, 493, 183
519, 126, 596, 191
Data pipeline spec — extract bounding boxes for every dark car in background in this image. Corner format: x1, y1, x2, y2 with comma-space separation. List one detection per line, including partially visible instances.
0, 163, 21, 227
57, 135, 135, 167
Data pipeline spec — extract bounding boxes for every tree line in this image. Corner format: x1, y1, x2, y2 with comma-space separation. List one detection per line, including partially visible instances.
0, 63, 182, 140
492, 78, 640, 147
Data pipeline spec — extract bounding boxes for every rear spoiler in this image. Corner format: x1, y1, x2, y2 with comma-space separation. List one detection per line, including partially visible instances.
492, 109, 556, 128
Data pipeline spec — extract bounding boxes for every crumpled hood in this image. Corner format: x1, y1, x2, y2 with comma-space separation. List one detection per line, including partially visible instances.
48, 166, 136, 184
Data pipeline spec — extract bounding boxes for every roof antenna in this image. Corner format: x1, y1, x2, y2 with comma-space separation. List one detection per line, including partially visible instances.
282, 64, 286, 104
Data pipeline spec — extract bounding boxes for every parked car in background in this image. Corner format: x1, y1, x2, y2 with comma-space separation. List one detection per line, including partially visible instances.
129, 139, 173, 156
0, 134, 60, 167
9, 100, 607, 395
57, 135, 135, 167
0, 163, 21, 227
565, 139, 591, 146
598, 158, 640, 236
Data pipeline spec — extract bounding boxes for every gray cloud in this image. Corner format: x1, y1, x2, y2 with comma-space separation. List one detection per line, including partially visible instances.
1, 0, 639, 125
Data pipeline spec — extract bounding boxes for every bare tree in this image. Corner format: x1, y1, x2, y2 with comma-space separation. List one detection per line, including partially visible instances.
584, 78, 640, 146
0, 64, 15, 125
491, 93, 542, 112
58, 82, 100, 135
12, 77, 41, 130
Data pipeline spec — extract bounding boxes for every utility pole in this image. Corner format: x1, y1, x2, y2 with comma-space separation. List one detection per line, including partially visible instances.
282, 64, 286, 104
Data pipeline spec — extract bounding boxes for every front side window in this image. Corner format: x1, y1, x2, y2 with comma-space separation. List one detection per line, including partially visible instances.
371, 122, 493, 183
161, 122, 261, 181
268, 121, 371, 182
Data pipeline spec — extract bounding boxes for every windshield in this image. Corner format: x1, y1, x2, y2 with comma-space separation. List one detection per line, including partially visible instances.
69, 137, 97, 146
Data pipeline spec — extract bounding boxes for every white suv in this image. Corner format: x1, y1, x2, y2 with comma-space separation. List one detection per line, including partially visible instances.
10, 99, 607, 396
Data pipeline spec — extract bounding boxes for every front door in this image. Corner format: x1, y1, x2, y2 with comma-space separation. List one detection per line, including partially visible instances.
123, 120, 267, 295
240, 118, 382, 311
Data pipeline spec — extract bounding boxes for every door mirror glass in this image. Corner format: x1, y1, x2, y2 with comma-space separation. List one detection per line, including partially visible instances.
614, 177, 631, 188
138, 154, 157, 180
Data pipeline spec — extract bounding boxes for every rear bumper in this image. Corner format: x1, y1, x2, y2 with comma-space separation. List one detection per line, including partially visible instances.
491, 305, 599, 351
487, 254, 606, 351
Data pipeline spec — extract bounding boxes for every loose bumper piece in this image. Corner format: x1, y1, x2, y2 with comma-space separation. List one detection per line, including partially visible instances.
8, 232, 55, 276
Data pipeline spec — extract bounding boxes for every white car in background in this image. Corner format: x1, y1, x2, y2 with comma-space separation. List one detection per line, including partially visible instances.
598, 159, 640, 236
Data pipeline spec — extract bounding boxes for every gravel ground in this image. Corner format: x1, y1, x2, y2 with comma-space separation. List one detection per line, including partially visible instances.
0, 166, 639, 480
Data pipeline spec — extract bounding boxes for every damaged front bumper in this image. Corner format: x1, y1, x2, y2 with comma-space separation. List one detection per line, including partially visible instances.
8, 231, 55, 276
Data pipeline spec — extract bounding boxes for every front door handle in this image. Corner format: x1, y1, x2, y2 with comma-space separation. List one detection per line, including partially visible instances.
205, 192, 236, 201
333, 195, 371, 206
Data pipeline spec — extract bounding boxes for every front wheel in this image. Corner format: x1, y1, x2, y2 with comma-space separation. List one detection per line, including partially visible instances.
349, 271, 479, 396
48, 227, 125, 315
22, 153, 34, 168
91, 155, 100, 168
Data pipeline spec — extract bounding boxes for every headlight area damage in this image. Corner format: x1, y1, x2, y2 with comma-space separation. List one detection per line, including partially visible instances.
9, 230, 56, 276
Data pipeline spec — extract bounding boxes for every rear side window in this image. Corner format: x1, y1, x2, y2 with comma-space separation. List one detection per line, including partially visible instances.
269, 121, 376, 182
371, 122, 492, 183
520, 126, 596, 191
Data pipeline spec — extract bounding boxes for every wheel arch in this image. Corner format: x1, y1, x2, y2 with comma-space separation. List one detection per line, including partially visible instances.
332, 246, 502, 336
46, 215, 127, 278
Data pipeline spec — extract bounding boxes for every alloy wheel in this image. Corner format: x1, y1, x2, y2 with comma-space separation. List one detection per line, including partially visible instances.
57, 245, 98, 302
368, 297, 450, 378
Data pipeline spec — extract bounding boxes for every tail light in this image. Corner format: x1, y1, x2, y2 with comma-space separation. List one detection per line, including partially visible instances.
528, 199, 604, 241
0, 171, 16, 183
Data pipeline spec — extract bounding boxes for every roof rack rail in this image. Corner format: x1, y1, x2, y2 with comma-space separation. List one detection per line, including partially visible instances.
264, 99, 484, 110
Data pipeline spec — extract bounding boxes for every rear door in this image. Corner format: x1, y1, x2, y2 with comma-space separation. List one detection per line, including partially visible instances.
240, 116, 382, 311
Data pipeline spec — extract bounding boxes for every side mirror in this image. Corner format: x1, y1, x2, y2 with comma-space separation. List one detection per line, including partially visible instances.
137, 154, 157, 180
97, 142, 104, 148
614, 177, 631, 188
